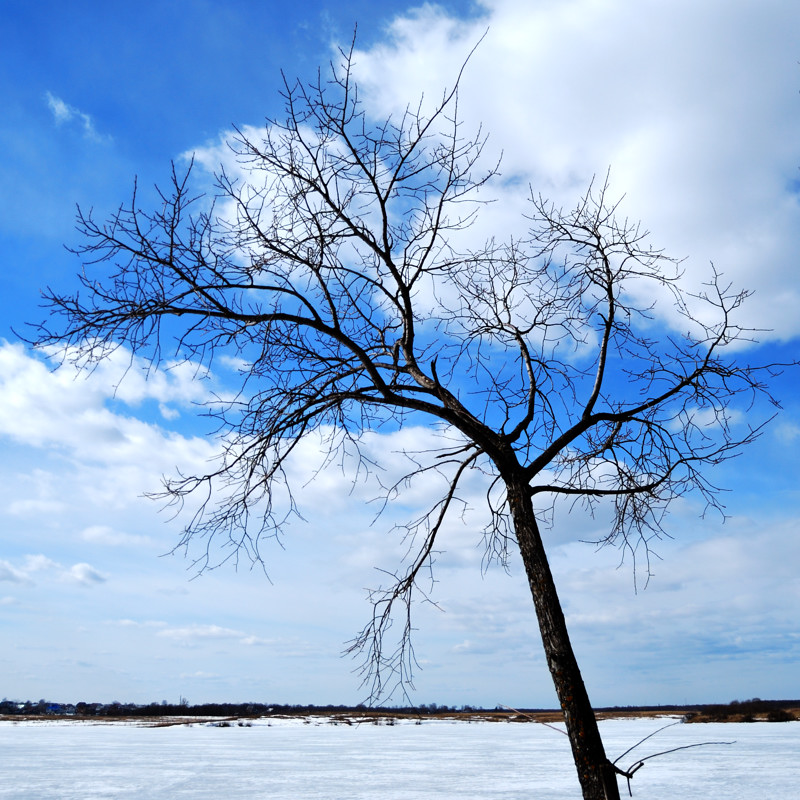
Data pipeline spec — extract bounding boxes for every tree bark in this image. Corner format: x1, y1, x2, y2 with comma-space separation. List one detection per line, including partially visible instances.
506, 477, 621, 800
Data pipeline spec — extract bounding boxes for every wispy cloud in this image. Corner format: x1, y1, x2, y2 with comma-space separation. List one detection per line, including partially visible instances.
80, 525, 153, 548
45, 91, 109, 142
113, 619, 167, 629
0, 560, 32, 584
158, 623, 271, 646
774, 422, 800, 442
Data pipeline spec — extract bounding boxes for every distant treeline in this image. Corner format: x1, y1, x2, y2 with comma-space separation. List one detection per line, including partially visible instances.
681, 697, 798, 723
1, 697, 797, 721
1, 699, 491, 718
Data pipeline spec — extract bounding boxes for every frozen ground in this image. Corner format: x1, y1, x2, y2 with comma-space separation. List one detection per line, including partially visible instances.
0, 716, 797, 798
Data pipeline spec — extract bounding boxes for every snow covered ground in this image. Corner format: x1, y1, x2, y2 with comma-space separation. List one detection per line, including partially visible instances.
0, 716, 797, 798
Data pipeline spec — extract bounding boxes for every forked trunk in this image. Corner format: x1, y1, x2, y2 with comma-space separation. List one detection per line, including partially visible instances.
506, 478, 621, 800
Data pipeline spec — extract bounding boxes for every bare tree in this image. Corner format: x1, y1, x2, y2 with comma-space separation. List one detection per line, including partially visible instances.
31, 45, 787, 800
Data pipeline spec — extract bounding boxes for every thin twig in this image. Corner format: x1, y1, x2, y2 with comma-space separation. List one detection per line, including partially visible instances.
499, 704, 569, 736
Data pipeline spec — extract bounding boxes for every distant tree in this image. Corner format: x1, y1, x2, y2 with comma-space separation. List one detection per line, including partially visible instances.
31, 43, 789, 800
0, 698, 19, 715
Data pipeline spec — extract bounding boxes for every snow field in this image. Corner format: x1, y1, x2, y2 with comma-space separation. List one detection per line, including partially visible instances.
0, 717, 797, 798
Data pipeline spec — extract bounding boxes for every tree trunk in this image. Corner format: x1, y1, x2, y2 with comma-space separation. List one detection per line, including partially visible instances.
506, 477, 621, 800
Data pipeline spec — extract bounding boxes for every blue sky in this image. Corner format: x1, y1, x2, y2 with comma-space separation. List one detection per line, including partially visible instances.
1, 0, 799, 709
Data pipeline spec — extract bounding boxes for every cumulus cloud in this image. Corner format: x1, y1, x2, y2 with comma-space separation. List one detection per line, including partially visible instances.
21, 554, 60, 574
69, 562, 108, 585
339, 1, 800, 339
0, 555, 106, 587
0, 341, 217, 468
182, 1, 800, 344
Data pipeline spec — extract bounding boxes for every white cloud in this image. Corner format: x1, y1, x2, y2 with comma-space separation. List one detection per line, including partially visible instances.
157, 623, 271, 647
22, 554, 61, 574
774, 422, 800, 442
239, 635, 271, 646
113, 619, 167, 629
0, 554, 107, 587
183, 1, 800, 350
343, 0, 800, 340
45, 91, 108, 142
217, 354, 252, 373
0, 560, 32, 584
69, 563, 108, 585
158, 623, 246, 640
158, 403, 180, 421
45, 92, 73, 124
0, 342, 218, 487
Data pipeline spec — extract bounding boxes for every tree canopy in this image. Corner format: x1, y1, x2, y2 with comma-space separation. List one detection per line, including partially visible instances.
31, 45, 789, 800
